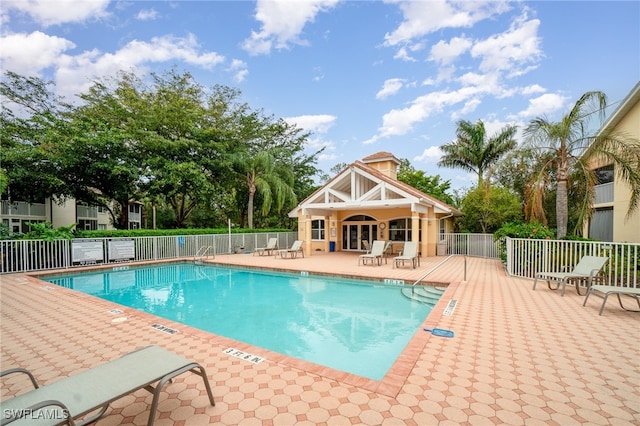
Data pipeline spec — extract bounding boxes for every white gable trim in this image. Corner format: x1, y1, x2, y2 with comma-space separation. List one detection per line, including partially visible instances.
290, 164, 452, 218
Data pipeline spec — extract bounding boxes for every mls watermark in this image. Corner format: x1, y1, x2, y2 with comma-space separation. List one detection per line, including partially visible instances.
3, 408, 69, 421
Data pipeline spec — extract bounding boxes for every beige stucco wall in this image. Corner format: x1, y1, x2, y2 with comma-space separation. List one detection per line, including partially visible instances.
50, 198, 76, 228
586, 96, 640, 243
610, 104, 640, 243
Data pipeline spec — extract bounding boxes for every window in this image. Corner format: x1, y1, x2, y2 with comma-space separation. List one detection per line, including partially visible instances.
311, 220, 325, 240
594, 165, 614, 184
589, 207, 613, 242
79, 219, 97, 231
389, 218, 412, 241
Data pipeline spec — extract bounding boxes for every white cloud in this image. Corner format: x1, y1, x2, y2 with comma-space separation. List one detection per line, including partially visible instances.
521, 84, 546, 95
0, 31, 75, 76
429, 36, 472, 65
52, 34, 225, 99
393, 47, 416, 62
383, 0, 511, 47
284, 114, 338, 159
376, 78, 405, 99
414, 146, 443, 163
470, 14, 542, 75
228, 59, 248, 83
515, 93, 568, 119
285, 114, 337, 134
136, 9, 159, 21
3, 0, 110, 26
242, 0, 339, 55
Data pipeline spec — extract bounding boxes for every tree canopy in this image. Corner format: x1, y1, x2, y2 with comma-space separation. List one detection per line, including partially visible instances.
1, 70, 323, 230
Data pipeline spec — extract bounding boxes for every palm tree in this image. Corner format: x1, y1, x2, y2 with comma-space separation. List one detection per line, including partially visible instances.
231, 150, 296, 229
524, 90, 640, 238
438, 120, 517, 188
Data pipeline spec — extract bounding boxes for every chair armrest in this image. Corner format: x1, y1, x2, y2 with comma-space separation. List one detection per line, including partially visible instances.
0, 368, 39, 390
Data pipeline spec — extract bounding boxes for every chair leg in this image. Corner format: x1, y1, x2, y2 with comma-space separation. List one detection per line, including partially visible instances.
598, 294, 611, 316
615, 293, 640, 312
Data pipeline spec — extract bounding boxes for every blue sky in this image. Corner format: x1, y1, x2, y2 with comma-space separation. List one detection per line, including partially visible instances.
2, 0, 639, 190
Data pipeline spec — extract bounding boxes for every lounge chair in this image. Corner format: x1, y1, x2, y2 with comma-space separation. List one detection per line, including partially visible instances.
254, 237, 278, 256
361, 240, 372, 254
276, 240, 304, 259
533, 255, 608, 296
382, 240, 393, 259
393, 241, 419, 269
358, 240, 386, 266
0, 345, 215, 426
582, 284, 640, 315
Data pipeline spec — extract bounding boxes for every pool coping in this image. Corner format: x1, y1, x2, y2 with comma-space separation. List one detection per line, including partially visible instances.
26, 259, 460, 397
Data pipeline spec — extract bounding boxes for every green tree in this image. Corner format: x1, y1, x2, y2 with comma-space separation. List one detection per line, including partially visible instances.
459, 185, 523, 233
524, 91, 640, 238
439, 120, 517, 188
0, 72, 70, 202
136, 70, 227, 227
55, 73, 146, 229
231, 150, 296, 229
397, 159, 454, 205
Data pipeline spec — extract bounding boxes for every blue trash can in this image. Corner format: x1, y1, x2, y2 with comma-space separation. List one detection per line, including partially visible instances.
329, 241, 336, 252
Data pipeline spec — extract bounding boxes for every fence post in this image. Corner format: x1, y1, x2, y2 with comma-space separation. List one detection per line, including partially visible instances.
506, 237, 512, 276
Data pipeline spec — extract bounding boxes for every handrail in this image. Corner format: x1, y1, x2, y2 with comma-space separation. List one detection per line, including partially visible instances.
194, 246, 215, 262
411, 254, 458, 296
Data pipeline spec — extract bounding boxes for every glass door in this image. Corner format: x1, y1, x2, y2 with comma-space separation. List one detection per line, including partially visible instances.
341, 223, 378, 250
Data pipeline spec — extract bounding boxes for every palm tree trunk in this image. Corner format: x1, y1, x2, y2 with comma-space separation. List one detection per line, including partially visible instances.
248, 188, 255, 229
556, 152, 570, 238
556, 178, 568, 238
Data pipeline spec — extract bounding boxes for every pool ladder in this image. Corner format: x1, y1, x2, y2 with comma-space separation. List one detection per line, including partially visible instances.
194, 246, 216, 264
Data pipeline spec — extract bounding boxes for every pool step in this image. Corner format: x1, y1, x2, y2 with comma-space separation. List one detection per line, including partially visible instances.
401, 285, 446, 305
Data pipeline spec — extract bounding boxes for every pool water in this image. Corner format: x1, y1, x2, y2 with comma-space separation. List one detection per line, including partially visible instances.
44, 263, 439, 380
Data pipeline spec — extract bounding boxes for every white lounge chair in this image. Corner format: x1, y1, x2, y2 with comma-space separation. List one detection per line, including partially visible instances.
393, 241, 419, 269
254, 237, 278, 256
276, 240, 304, 259
358, 240, 386, 266
0, 345, 215, 426
361, 240, 372, 254
582, 284, 640, 315
533, 255, 608, 296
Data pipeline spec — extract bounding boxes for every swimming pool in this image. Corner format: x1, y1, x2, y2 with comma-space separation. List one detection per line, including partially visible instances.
44, 263, 442, 380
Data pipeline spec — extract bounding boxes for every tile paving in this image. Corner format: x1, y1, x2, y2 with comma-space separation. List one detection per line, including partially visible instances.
1, 252, 639, 425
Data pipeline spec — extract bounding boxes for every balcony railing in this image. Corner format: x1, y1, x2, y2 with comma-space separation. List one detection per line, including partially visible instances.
594, 182, 614, 204
76, 205, 98, 218
0, 201, 46, 217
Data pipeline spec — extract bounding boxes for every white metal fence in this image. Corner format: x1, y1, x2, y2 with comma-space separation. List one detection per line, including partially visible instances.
0, 232, 297, 274
3, 232, 638, 287
506, 237, 639, 287
440, 233, 501, 259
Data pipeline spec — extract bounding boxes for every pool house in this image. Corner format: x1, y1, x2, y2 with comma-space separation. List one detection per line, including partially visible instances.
288, 152, 462, 257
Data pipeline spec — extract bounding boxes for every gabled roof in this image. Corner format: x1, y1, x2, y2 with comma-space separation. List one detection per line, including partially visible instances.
289, 159, 462, 218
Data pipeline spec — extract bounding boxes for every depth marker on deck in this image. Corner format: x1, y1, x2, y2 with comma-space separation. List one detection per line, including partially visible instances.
223, 348, 265, 364
443, 299, 457, 316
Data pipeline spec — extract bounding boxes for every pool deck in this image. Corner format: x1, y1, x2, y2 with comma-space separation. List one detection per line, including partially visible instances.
1, 252, 639, 425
